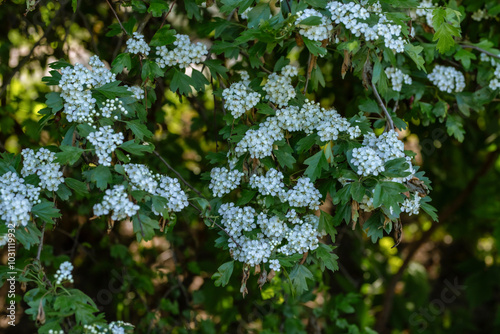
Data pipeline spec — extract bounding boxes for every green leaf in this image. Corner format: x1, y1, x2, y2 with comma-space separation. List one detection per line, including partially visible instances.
203, 59, 229, 80
315, 243, 339, 272
55, 145, 84, 165
142, 60, 163, 81
111, 53, 132, 74
299, 16, 322, 26
445, 114, 465, 142
77, 124, 96, 137
212, 261, 234, 287
318, 210, 338, 241
32, 201, 62, 224
363, 211, 385, 242
255, 103, 275, 115
72, 0, 77, 12
453, 48, 476, 70
120, 140, 155, 156
404, 44, 426, 72
304, 150, 328, 181
247, 3, 271, 28
382, 158, 411, 178
170, 69, 194, 95
350, 181, 365, 203
65, 178, 89, 196
132, 214, 159, 241
124, 120, 153, 140
190, 69, 210, 92
85, 165, 112, 190
420, 197, 438, 221
220, 0, 254, 14
94, 81, 131, 99
148, 0, 169, 17
302, 37, 327, 57
296, 134, 318, 153
289, 264, 314, 295
56, 183, 71, 200
45, 92, 63, 112
16, 223, 42, 250
236, 189, 257, 205
150, 25, 176, 46
273, 148, 296, 169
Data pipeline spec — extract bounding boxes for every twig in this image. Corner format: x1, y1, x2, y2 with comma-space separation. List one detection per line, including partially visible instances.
303, 53, 314, 94
371, 80, 394, 131
105, 0, 127, 35
189, 202, 242, 249
36, 222, 47, 262
152, 150, 206, 199
460, 43, 500, 60
159, 0, 176, 29
137, 13, 153, 34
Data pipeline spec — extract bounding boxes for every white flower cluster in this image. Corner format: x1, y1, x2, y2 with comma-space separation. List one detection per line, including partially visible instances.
412, 0, 436, 27
240, 7, 252, 19
126, 32, 150, 56
219, 203, 323, 268
222, 81, 260, 118
263, 66, 297, 107
385, 67, 412, 92
428, 65, 466, 93
0, 234, 9, 247
54, 261, 74, 284
83, 321, 133, 334
287, 177, 322, 210
127, 85, 144, 101
471, 9, 489, 22
156, 34, 208, 69
316, 107, 361, 141
401, 193, 421, 215
48, 330, 64, 334
209, 167, 244, 197
123, 164, 188, 214
99, 98, 127, 119
58, 56, 115, 124
359, 194, 375, 212
93, 185, 140, 221
249, 168, 285, 197
327, 1, 407, 53
351, 130, 415, 180
0, 172, 40, 227
295, 9, 333, 41
479, 53, 500, 90
235, 117, 284, 159
87, 126, 124, 166
21, 148, 64, 191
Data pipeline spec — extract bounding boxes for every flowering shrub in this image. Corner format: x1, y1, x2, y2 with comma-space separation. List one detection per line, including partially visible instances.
2, 0, 500, 332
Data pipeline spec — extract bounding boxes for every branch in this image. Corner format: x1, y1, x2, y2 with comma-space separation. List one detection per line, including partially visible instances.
460, 43, 500, 60
152, 150, 206, 199
189, 202, 242, 249
35, 222, 47, 262
374, 147, 500, 333
371, 80, 394, 131
105, 0, 127, 35
159, 0, 176, 29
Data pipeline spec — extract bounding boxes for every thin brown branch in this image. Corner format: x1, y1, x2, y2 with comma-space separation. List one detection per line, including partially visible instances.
303, 53, 312, 94
460, 43, 500, 60
371, 80, 394, 131
153, 150, 206, 199
159, 0, 176, 29
105, 0, 127, 34
36, 222, 47, 262
374, 147, 500, 333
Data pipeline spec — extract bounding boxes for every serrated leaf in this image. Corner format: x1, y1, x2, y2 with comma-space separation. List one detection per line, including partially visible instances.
212, 261, 234, 287
45, 92, 63, 112
302, 37, 327, 57
170, 69, 194, 95
404, 44, 426, 72
94, 81, 131, 99
65, 178, 89, 196
132, 214, 159, 241
350, 181, 365, 202
203, 59, 229, 80
85, 165, 112, 190
120, 140, 154, 156
150, 26, 176, 46
32, 201, 61, 224
363, 211, 385, 242
318, 210, 338, 241
304, 150, 328, 181
289, 264, 314, 295
55, 145, 84, 165
273, 148, 296, 169
111, 53, 132, 74
142, 60, 163, 81
124, 120, 153, 140
315, 243, 339, 272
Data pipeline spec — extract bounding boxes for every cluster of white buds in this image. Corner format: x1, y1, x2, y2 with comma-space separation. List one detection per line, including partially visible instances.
54, 261, 74, 284
263, 66, 297, 107
209, 167, 244, 197
327, 1, 407, 53
471, 8, 489, 22
249, 168, 286, 197
93, 185, 140, 221
222, 81, 260, 118
411, 0, 436, 27
295, 9, 333, 41
351, 146, 385, 177
99, 98, 127, 119
235, 117, 284, 159
127, 85, 145, 101
385, 67, 412, 92
126, 32, 150, 56
219, 202, 323, 269
21, 148, 64, 191
287, 177, 322, 210
401, 193, 421, 215
359, 194, 375, 212
87, 126, 124, 166
58, 56, 115, 124
0, 234, 9, 247
479, 53, 500, 90
47, 330, 64, 334
0, 171, 41, 227
123, 164, 188, 214
156, 34, 208, 69
428, 65, 466, 93
316, 108, 361, 141
83, 321, 133, 334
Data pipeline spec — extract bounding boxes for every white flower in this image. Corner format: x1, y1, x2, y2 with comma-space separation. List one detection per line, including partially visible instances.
428, 65, 465, 93
87, 126, 124, 166
93, 185, 139, 221
295, 9, 333, 42
223, 82, 260, 118
209, 167, 244, 197
126, 32, 150, 56
156, 34, 208, 69
385, 67, 412, 92
54, 261, 74, 284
